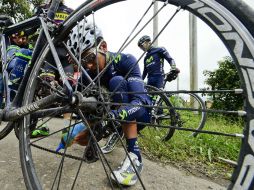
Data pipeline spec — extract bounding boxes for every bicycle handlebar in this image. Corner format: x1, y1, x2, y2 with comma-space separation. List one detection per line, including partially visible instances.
2, 17, 40, 36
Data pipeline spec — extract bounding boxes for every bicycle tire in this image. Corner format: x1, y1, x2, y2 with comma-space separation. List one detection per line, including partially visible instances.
169, 92, 207, 137
0, 121, 14, 140
188, 93, 207, 137
0, 35, 15, 140
19, 0, 254, 189
145, 85, 177, 141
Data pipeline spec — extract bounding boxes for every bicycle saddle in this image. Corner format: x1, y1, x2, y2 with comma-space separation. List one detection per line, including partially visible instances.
0, 15, 13, 28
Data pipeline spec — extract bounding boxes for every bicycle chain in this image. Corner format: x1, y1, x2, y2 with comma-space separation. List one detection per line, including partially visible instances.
31, 143, 88, 162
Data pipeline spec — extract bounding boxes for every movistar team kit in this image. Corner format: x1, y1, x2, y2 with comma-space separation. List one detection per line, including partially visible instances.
6, 2, 73, 99
6, 44, 32, 100
86, 52, 152, 127
142, 47, 174, 88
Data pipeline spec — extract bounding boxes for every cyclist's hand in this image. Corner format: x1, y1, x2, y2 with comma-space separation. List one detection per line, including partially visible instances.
108, 111, 116, 119
171, 67, 180, 74
107, 111, 122, 126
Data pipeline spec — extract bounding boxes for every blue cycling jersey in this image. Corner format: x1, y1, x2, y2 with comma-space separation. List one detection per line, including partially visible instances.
6, 45, 32, 97
86, 51, 151, 121
142, 47, 174, 80
102, 52, 142, 83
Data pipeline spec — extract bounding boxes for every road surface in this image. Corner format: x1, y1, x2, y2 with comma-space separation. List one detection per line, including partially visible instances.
0, 119, 228, 190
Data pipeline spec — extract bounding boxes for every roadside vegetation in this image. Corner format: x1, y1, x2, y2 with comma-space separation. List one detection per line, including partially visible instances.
139, 56, 243, 183
0, 0, 43, 23
139, 115, 242, 182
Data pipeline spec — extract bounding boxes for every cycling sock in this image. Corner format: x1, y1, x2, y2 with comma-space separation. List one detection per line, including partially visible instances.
126, 138, 142, 163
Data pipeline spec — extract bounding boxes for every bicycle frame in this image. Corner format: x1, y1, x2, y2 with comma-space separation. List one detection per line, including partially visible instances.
0, 0, 78, 122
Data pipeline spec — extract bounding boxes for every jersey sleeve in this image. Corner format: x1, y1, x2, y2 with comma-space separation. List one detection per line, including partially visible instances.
160, 47, 175, 66
142, 60, 147, 80
118, 54, 142, 78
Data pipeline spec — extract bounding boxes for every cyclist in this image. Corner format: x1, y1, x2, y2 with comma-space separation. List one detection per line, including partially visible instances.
4, 29, 51, 137
68, 22, 152, 186
138, 35, 179, 89
34, 0, 74, 93
6, 30, 33, 100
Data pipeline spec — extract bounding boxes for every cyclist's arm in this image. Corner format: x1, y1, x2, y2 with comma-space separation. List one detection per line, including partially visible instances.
160, 47, 176, 68
142, 65, 147, 80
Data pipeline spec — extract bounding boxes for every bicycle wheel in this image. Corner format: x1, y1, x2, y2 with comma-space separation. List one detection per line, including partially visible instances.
169, 92, 207, 137
18, 0, 254, 189
145, 85, 178, 141
0, 35, 15, 140
0, 121, 14, 140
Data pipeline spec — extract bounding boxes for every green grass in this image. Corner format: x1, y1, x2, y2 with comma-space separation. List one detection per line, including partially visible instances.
139, 114, 242, 180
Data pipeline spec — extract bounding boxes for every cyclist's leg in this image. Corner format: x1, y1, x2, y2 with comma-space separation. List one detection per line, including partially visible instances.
147, 75, 164, 114
147, 75, 164, 88
108, 76, 147, 184
110, 121, 143, 186
101, 76, 129, 154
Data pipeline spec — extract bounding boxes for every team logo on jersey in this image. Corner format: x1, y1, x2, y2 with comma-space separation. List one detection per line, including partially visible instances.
55, 12, 69, 21
119, 110, 128, 120
146, 56, 153, 64
113, 54, 121, 64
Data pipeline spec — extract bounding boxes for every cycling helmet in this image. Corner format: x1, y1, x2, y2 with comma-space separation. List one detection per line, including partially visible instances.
68, 22, 103, 58
138, 35, 151, 47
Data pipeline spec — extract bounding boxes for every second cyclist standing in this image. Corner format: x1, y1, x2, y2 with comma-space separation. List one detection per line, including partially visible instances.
138, 35, 179, 89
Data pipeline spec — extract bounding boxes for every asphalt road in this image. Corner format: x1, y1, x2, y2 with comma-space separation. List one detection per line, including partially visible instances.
0, 119, 228, 190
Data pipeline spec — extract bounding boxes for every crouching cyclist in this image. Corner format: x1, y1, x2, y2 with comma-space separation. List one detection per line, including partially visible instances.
67, 22, 152, 186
